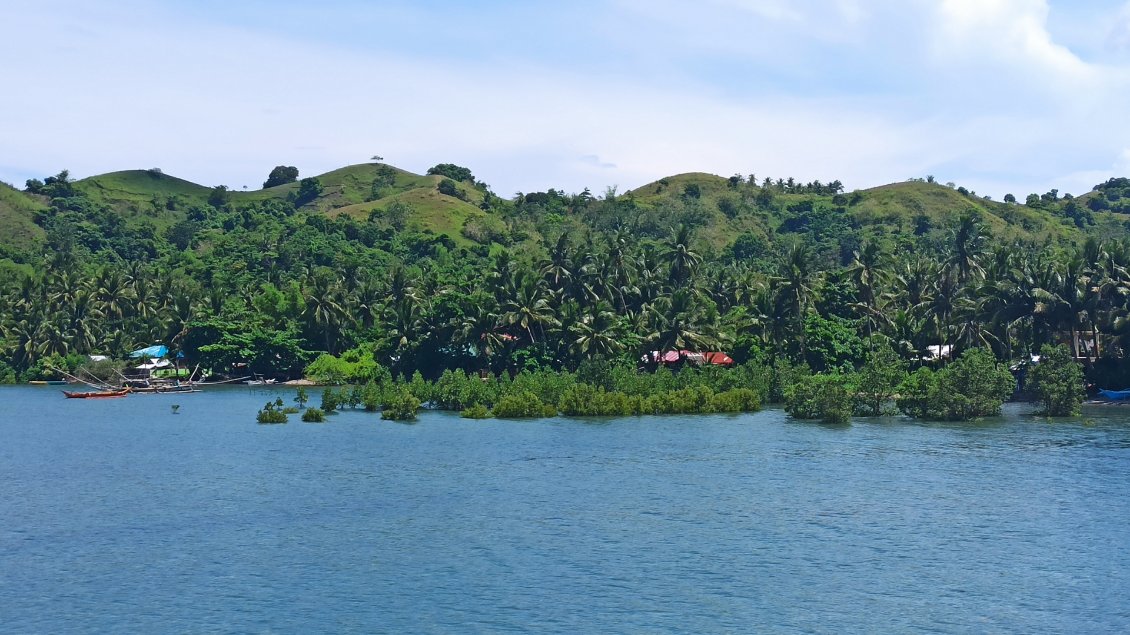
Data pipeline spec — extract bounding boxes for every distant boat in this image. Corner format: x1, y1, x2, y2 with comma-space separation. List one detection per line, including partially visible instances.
29, 380, 68, 385
62, 388, 130, 399
244, 375, 277, 386
1098, 388, 1130, 401
134, 385, 202, 395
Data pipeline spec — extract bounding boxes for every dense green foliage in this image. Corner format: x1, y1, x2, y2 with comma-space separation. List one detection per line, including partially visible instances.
854, 345, 907, 416
1028, 344, 1085, 416
380, 389, 420, 421
256, 398, 288, 424
784, 373, 853, 424
264, 166, 299, 189
301, 407, 326, 422
3, 161, 1129, 427
896, 349, 1015, 420
459, 403, 491, 419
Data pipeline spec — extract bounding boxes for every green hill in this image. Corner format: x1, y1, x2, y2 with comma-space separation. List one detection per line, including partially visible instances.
0, 183, 47, 260
623, 173, 1100, 253
30, 163, 1128, 261
74, 169, 213, 207
69, 162, 495, 245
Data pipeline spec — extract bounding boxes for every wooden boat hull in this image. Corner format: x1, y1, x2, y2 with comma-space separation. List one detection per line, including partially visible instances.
62, 389, 130, 399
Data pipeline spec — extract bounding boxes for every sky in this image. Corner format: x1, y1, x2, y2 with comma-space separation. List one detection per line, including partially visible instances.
3, 0, 1130, 199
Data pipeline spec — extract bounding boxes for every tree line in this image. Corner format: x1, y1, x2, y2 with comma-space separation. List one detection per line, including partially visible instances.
1, 164, 1126, 400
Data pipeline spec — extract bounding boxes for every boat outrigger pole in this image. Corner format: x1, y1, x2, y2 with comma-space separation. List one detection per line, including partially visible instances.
45, 365, 116, 391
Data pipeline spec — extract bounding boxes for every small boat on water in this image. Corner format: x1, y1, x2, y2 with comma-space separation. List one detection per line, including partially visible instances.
29, 380, 69, 385
62, 388, 130, 399
133, 385, 202, 395
244, 375, 277, 386
1098, 388, 1130, 401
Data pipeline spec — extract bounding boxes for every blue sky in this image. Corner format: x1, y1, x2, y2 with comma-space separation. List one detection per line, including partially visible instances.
3, 0, 1129, 198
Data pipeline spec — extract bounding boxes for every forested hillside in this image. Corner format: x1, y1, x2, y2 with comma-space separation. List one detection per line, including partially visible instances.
3, 160, 1130, 385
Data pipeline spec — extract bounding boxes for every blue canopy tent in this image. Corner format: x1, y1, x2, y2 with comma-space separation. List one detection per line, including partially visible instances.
130, 345, 168, 359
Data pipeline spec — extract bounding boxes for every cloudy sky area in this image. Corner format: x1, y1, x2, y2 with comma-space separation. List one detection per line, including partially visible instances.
3, 0, 1130, 198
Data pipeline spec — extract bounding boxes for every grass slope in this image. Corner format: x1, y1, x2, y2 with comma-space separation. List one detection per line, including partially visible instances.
331, 187, 488, 247
854, 182, 1073, 243
625, 173, 1088, 250
74, 170, 212, 207
60, 164, 1118, 256
74, 163, 493, 245
0, 183, 47, 259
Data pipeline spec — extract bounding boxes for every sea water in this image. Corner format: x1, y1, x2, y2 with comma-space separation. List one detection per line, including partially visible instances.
2, 386, 1129, 633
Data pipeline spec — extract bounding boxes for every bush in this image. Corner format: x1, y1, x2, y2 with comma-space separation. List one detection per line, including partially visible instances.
559, 383, 642, 417
381, 389, 420, 421
460, 404, 491, 419
769, 359, 810, 403
644, 385, 716, 415
301, 407, 327, 423
895, 368, 935, 419
305, 349, 388, 385
427, 163, 474, 182
433, 369, 500, 410
506, 369, 576, 408
854, 345, 907, 416
1028, 344, 1085, 416
305, 354, 352, 384
437, 178, 466, 200
492, 390, 551, 418
785, 374, 853, 424
709, 388, 761, 413
897, 348, 1014, 420
320, 387, 342, 412
256, 399, 288, 424
406, 370, 432, 403
361, 381, 384, 412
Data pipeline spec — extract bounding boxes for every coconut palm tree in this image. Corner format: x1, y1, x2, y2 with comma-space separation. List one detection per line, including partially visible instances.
571, 303, 627, 359
773, 240, 818, 359
645, 288, 717, 360
848, 241, 887, 347
302, 270, 346, 353
502, 272, 559, 343
947, 212, 987, 284
666, 224, 702, 287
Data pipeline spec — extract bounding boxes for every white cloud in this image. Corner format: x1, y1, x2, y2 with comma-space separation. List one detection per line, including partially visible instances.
1, 0, 1129, 200
934, 0, 1098, 86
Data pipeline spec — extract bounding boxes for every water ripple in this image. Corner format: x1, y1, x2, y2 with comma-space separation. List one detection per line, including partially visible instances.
1, 388, 1129, 633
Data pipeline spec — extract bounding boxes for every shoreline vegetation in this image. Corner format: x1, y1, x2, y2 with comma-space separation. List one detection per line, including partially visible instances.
0, 162, 1120, 425
261, 342, 1082, 424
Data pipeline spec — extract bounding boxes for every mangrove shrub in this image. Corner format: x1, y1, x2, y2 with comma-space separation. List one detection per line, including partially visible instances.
1028, 344, 1085, 416
381, 389, 420, 421
459, 404, 491, 419
492, 390, 555, 418
256, 399, 288, 424
301, 407, 327, 422
897, 348, 1014, 420
854, 345, 907, 416
784, 373, 853, 424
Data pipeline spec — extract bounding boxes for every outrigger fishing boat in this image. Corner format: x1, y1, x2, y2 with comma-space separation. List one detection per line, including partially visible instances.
62, 388, 131, 399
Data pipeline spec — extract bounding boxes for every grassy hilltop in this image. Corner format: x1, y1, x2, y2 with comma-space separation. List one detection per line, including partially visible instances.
8, 161, 1130, 265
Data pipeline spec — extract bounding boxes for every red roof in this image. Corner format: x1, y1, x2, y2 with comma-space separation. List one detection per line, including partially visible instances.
642, 350, 734, 366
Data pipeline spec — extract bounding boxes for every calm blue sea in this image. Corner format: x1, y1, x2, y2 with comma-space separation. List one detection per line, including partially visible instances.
2, 385, 1129, 633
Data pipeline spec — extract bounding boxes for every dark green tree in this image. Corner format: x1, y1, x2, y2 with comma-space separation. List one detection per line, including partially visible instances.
1028, 344, 1085, 416
293, 178, 324, 207
263, 165, 299, 189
